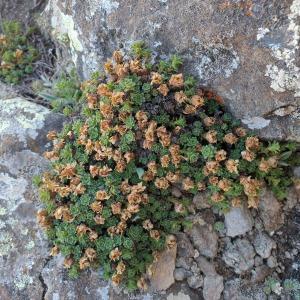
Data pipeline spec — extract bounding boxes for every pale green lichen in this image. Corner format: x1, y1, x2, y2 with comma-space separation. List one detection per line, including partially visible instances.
14, 274, 34, 290
0, 206, 7, 216
25, 241, 35, 250
0, 98, 49, 145
0, 232, 14, 256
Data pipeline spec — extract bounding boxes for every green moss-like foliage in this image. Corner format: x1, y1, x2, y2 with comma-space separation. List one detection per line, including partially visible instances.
0, 21, 38, 84
36, 42, 299, 290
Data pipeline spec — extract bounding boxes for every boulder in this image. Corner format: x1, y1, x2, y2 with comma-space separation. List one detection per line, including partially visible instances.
39, 0, 300, 141
0, 96, 63, 300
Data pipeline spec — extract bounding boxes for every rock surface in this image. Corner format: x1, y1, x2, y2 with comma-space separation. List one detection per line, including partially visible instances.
259, 189, 285, 232
224, 205, 253, 237
188, 223, 218, 258
203, 275, 224, 300
222, 238, 255, 274
39, 0, 300, 141
253, 232, 276, 259
0, 96, 63, 300
149, 245, 177, 291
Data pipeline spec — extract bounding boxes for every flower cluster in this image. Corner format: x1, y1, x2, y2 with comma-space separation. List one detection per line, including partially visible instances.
37, 42, 298, 290
0, 21, 38, 84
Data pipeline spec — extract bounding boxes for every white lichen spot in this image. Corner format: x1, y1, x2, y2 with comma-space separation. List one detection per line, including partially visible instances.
0, 232, 14, 256
96, 285, 109, 300
0, 206, 7, 216
242, 116, 271, 130
0, 98, 49, 146
46, 0, 83, 66
0, 173, 28, 212
25, 241, 35, 250
52, 293, 60, 300
167, 292, 191, 300
14, 274, 33, 290
21, 228, 29, 235
257, 27, 270, 40
99, 0, 119, 14
264, 0, 300, 97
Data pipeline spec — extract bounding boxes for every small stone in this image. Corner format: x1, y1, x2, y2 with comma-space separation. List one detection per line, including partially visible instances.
187, 223, 218, 258
222, 238, 255, 274
193, 192, 211, 209
259, 189, 284, 232
176, 232, 195, 258
253, 232, 276, 258
172, 186, 182, 198
285, 251, 292, 259
267, 256, 277, 268
176, 257, 193, 270
254, 256, 263, 267
251, 265, 271, 283
174, 268, 191, 281
203, 275, 224, 300
195, 256, 216, 276
187, 274, 203, 289
149, 244, 177, 291
224, 205, 253, 237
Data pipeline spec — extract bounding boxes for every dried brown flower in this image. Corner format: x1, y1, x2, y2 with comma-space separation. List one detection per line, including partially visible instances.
223, 133, 238, 145
235, 127, 247, 137
241, 150, 255, 162
79, 256, 90, 270
215, 149, 227, 162
90, 201, 103, 213
109, 247, 122, 261
204, 130, 218, 144
182, 177, 194, 190
154, 177, 170, 189
150, 229, 160, 240
111, 202, 122, 215
225, 159, 239, 174
143, 219, 154, 231
157, 84, 169, 96
85, 248, 97, 261
94, 214, 105, 225
245, 136, 260, 151
190, 95, 205, 108
174, 91, 188, 104
203, 117, 216, 127
169, 73, 184, 88
151, 72, 163, 85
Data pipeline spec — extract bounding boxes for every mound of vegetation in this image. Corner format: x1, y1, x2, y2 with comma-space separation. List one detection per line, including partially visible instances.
36, 42, 299, 290
0, 21, 38, 84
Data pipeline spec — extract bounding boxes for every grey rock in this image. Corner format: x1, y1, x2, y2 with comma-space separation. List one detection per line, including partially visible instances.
203, 275, 224, 300
187, 274, 203, 290
176, 257, 193, 270
251, 265, 272, 283
254, 256, 263, 267
223, 279, 267, 300
149, 245, 177, 291
188, 223, 218, 258
222, 238, 255, 274
259, 189, 285, 232
253, 232, 276, 258
0, 96, 64, 300
42, 256, 112, 300
224, 205, 253, 237
176, 232, 195, 258
40, 0, 300, 141
174, 268, 191, 281
172, 186, 182, 198
195, 256, 217, 276
193, 192, 211, 209
267, 256, 278, 268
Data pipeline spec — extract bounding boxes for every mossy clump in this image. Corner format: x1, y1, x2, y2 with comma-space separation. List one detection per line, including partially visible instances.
0, 21, 38, 84
36, 42, 299, 290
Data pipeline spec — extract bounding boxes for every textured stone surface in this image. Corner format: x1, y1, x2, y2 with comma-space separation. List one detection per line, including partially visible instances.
259, 189, 285, 232
0, 96, 64, 300
203, 275, 223, 300
253, 232, 276, 258
188, 223, 218, 258
39, 0, 300, 141
223, 279, 267, 300
222, 238, 255, 274
224, 205, 253, 237
149, 245, 177, 291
